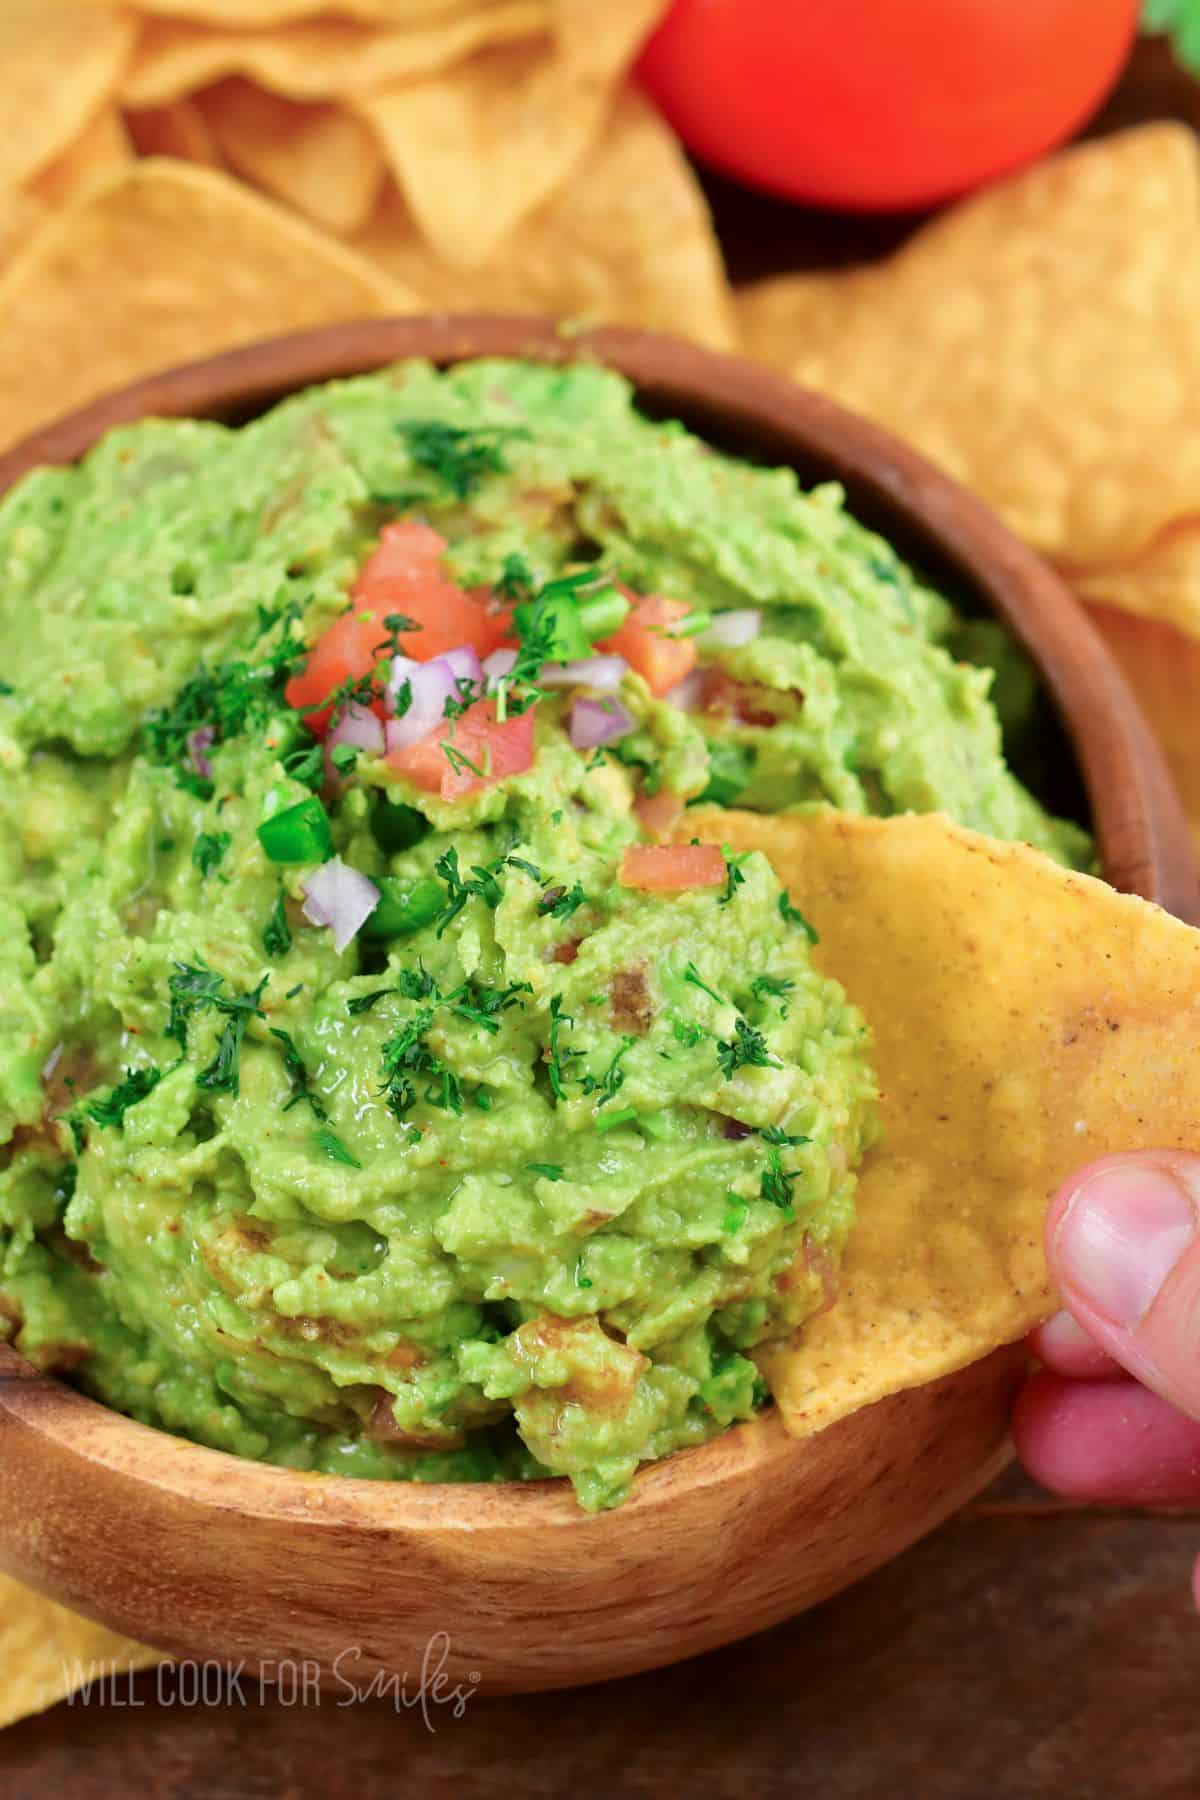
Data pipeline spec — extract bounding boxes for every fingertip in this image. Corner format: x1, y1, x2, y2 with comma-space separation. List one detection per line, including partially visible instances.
1029, 1311, 1123, 1380
1014, 1369, 1200, 1504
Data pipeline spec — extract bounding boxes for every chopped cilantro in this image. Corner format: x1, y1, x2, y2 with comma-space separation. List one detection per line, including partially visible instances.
313, 1126, 362, 1169
546, 994, 581, 1100
347, 988, 392, 1016
716, 1017, 780, 1080
750, 974, 793, 1003
433, 847, 506, 936
683, 962, 725, 1006
672, 1016, 706, 1048
721, 1196, 748, 1235
280, 742, 324, 791
505, 854, 542, 883
192, 831, 231, 878
720, 849, 748, 906
373, 612, 420, 658
263, 889, 293, 958
760, 1147, 797, 1214
166, 962, 268, 1097
760, 1124, 811, 1147
583, 1035, 636, 1106
441, 740, 486, 780
527, 1162, 564, 1182
269, 1027, 327, 1120
537, 880, 587, 920
778, 890, 819, 943
574, 1256, 593, 1289
394, 418, 520, 499
82, 1066, 162, 1132
0, 680, 13, 696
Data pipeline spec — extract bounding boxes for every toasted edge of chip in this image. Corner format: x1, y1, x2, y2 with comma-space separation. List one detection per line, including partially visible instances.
687, 807, 1200, 1438
0, 1573, 162, 1729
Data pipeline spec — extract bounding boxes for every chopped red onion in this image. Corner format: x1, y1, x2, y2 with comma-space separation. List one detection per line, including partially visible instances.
701, 609, 762, 649
185, 725, 215, 780
568, 696, 635, 750
384, 658, 459, 751
438, 645, 483, 688
387, 654, 422, 714
301, 858, 380, 953
539, 655, 628, 692
663, 668, 706, 712
482, 647, 518, 686
327, 703, 384, 756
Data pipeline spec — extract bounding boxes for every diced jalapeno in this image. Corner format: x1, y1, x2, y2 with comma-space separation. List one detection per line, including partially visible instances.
257, 796, 333, 864
362, 875, 443, 938
576, 585, 629, 642
371, 795, 431, 853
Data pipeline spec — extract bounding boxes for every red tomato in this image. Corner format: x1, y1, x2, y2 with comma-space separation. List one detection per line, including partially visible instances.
387, 698, 535, 801
633, 789, 685, 842
354, 521, 511, 664
285, 522, 510, 733
637, 0, 1138, 212
619, 843, 726, 892
602, 594, 696, 699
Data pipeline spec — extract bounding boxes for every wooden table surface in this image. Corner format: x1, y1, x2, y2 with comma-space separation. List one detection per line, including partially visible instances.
4, 37, 1199, 1800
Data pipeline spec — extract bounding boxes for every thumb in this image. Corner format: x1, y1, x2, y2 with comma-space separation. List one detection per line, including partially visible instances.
1045, 1151, 1200, 1420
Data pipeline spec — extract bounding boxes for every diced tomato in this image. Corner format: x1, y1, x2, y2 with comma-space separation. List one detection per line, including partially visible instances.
619, 843, 725, 891
387, 697, 535, 801
284, 521, 510, 734
354, 521, 510, 663
634, 788, 685, 842
601, 592, 697, 698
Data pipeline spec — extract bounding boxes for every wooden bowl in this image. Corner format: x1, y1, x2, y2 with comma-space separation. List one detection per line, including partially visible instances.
0, 318, 1193, 1695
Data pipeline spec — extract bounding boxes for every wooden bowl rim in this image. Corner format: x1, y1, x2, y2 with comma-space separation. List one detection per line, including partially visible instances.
1, 312, 1193, 1529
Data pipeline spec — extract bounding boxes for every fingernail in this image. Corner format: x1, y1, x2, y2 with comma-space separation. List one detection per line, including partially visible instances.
1056, 1165, 1197, 1328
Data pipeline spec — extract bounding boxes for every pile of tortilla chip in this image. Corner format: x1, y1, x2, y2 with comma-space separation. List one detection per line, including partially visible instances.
0, 0, 741, 451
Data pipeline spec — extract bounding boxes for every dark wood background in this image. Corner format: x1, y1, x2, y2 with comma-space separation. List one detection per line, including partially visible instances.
3, 36, 1199, 1800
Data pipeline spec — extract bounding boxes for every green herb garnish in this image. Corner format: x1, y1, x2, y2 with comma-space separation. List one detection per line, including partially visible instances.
527, 1162, 564, 1182
778, 890, 819, 943
716, 1017, 780, 1080
192, 831, 231, 878
395, 418, 520, 499
263, 889, 293, 957
313, 1126, 362, 1169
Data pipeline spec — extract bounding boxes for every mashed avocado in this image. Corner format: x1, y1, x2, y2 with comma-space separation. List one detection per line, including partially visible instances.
0, 359, 1088, 1508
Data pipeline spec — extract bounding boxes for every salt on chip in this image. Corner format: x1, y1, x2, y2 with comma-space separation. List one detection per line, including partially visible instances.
356, 0, 665, 268
121, 5, 549, 106
688, 807, 1200, 1437
737, 125, 1200, 576
0, 0, 136, 192
127, 99, 223, 166
0, 1573, 161, 1729
0, 160, 419, 454
352, 89, 733, 348
194, 80, 385, 237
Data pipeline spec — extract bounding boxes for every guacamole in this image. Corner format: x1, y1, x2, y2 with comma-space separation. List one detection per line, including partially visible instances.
0, 359, 1088, 1509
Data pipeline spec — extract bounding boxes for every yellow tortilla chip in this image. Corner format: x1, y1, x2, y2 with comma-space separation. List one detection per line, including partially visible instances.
353, 89, 733, 348
122, 5, 549, 106
1065, 515, 1200, 642
0, 1, 136, 191
0, 159, 419, 453
1, 109, 132, 271
88, 0, 496, 23
1087, 602, 1200, 854
0, 1573, 160, 1729
126, 98, 223, 165
737, 125, 1200, 577
193, 80, 384, 237
688, 808, 1200, 1437
356, 0, 664, 267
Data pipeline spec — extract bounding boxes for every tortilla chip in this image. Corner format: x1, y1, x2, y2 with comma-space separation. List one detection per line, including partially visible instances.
126, 98, 223, 165
0, 1573, 161, 1729
356, 0, 665, 267
0, 1, 136, 192
122, 5, 548, 106
688, 808, 1200, 1437
1065, 515, 1200, 642
90, 0, 494, 23
1087, 603, 1200, 853
0, 160, 419, 454
193, 80, 384, 237
737, 126, 1200, 576
353, 89, 733, 348
1, 110, 132, 272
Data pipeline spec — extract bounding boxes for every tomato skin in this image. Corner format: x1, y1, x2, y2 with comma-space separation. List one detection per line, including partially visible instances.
387, 698, 535, 801
633, 789, 685, 842
602, 593, 696, 698
619, 843, 726, 891
637, 0, 1138, 213
285, 522, 510, 734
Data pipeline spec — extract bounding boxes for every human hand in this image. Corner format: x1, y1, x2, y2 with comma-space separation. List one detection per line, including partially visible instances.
1012, 1151, 1200, 1600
